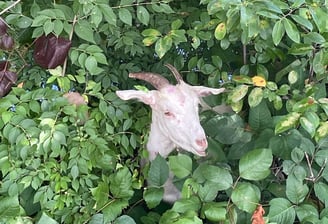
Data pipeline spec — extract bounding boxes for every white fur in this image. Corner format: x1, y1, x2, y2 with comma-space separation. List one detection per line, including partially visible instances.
116, 76, 224, 202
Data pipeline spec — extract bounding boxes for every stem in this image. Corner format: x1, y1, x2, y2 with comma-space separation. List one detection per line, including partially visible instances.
62, 14, 78, 76
0, 0, 21, 15
242, 44, 247, 65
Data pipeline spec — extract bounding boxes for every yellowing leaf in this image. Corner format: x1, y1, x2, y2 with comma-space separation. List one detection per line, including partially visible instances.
252, 76, 266, 87
214, 22, 226, 40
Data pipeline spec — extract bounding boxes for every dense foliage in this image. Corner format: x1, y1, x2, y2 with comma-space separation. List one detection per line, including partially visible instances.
0, 0, 328, 223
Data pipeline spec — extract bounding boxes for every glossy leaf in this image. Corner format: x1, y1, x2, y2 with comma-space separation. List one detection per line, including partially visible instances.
275, 112, 301, 134
231, 182, 260, 213
286, 175, 308, 204
155, 36, 172, 58
248, 87, 263, 108
148, 154, 169, 187
300, 112, 320, 137
34, 34, 71, 69
228, 84, 249, 103
283, 18, 300, 43
118, 8, 132, 26
214, 22, 226, 40
239, 148, 273, 180
74, 21, 95, 43
137, 6, 149, 25
168, 154, 192, 178
272, 20, 285, 45
143, 187, 164, 209
202, 202, 226, 222
268, 198, 296, 224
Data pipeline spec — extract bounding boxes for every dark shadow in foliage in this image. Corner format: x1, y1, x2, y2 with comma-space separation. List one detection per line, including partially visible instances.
34, 34, 71, 69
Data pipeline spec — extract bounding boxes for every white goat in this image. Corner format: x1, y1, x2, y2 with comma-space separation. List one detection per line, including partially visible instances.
116, 64, 225, 202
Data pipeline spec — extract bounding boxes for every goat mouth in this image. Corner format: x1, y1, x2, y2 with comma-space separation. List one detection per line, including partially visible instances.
193, 149, 206, 157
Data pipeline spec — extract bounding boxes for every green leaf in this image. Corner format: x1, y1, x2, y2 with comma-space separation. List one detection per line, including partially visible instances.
272, 20, 285, 45
99, 4, 116, 26
193, 164, 233, 190
109, 167, 133, 198
249, 100, 272, 131
75, 20, 95, 43
202, 202, 227, 222
300, 112, 320, 137
70, 165, 79, 180
198, 182, 220, 202
275, 112, 301, 134
232, 75, 253, 84
118, 8, 132, 26
171, 19, 183, 30
283, 18, 300, 43
170, 30, 187, 44
214, 22, 226, 40
268, 198, 296, 224
142, 29, 161, 37
148, 154, 169, 187
91, 6, 103, 27
91, 182, 109, 209
172, 196, 201, 213
310, 7, 328, 33
0, 196, 20, 218
314, 182, 328, 207
143, 187, 164, 209
315, 122, 328, 142
228, 84, 249, 103
168, 154, 192, 178
231, 182, 260, 213
43, 20, 54, 35
290, 14, 313, 31
114, 215, 136, 224
103, 199, 129, 223
37, 212, 59, 224
295, 204, 319, 223
155, 36, 172, 59
137, 6, 149, 25
286, 175, 308, 204
239, 148, 273, 180
248, 87, 263, 107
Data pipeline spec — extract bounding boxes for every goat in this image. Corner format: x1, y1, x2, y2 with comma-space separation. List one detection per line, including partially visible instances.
116, 64, 225, 202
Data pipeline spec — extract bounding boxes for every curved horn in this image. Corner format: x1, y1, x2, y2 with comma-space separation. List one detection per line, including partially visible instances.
129, 72, 170, 90
165, 64, 183, 84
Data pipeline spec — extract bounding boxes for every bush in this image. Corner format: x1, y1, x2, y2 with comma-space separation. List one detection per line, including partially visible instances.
0, 0, 327, 223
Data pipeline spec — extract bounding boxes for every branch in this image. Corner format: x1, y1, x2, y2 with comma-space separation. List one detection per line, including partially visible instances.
0, 0, 21, 16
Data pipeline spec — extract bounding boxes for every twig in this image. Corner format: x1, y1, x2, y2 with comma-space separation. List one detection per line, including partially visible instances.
304, 152, 315, 181
243, 44, 247, 65
0, 0, 21, 15
61, 14, 78, 76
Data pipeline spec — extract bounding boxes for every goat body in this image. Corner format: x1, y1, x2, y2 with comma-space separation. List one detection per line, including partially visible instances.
116, 64, 225, 202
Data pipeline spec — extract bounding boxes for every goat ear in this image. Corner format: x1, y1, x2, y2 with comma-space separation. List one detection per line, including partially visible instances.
116, 90, 156, 105
191, 86, 225, 97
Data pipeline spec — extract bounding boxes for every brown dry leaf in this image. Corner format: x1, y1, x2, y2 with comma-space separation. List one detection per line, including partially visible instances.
251, 204, 265, 224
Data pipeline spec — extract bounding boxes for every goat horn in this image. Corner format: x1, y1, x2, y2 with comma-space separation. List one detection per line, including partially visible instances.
129, 72, 170, 90
165, 64, 183, 84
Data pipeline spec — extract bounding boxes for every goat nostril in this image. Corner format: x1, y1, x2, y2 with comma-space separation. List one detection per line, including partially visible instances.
196, 138, 207, 148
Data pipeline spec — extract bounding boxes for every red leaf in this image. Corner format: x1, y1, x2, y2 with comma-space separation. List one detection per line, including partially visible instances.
34, 34, 71, 69
0, 61, 10, 71
0, 34, 14, 50
0, 17, 8, 36
251, 204, 265, 224
0, 70, 17, 97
